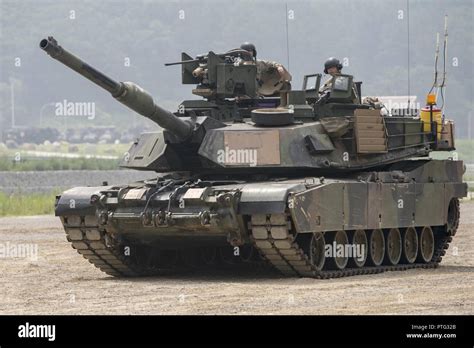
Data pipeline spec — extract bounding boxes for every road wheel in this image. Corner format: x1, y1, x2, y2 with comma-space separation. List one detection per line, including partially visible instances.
417, 226, 434, 263
348, 229, 367, 268
368, 229, 385, 266
309, 232, 326, 271
401, 227, 418, 264
384, 228, 402, 265
326, 230, 349, 270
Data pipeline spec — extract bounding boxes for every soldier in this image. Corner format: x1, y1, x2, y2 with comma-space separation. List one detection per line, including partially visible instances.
319, 57, 359, 103
319, 57, 343, 93
239, 42, 292, 96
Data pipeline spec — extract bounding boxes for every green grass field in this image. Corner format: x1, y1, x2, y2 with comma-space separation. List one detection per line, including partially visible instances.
0, 157, 120, 171
0, 143, 130, 171
0, 142, 131, 157
0, 191, 57, 216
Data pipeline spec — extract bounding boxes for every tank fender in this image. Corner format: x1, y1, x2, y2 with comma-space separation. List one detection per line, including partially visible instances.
238, 182, 306, 214
55, 186, 112, 216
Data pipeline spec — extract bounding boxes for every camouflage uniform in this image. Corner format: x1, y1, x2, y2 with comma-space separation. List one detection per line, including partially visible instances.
255, 60, 291, 95
256, 60, 282, 83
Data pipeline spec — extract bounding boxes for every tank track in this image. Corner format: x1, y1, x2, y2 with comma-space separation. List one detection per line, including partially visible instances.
62, 215, 146, 276
249, 199, 460, 279
61, 199, 459, 278
61, 215, 273, 277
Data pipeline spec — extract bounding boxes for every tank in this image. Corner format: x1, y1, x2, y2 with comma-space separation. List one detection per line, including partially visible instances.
40, 36, 467, 278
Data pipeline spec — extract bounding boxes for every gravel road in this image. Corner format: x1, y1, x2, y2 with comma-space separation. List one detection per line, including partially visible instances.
0, 203, 472, 315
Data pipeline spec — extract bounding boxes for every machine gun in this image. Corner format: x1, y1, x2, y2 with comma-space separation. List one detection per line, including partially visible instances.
166, 49, 257, 99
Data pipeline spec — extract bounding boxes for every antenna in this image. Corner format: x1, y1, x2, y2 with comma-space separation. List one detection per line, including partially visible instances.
439, 15, 448, 118
285, 3, 290, 71
10, 77, 15, 128
429, 32, 440, 95
406, 0, 411, 110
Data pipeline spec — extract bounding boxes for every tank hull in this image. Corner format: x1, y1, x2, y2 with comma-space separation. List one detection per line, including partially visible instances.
55, 159, 467, 278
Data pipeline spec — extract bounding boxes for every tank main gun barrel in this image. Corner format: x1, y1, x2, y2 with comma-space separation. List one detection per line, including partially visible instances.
40, 36, 193, 139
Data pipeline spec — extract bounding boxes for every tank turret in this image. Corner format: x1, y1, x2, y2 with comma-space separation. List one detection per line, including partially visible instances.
40, 37, 439, 174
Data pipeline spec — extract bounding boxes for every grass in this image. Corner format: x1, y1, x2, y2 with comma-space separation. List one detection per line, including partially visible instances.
0, 157, 120, 171
0, 143, 132, 157
0, 142, 129, 171
0, 191, 57, 216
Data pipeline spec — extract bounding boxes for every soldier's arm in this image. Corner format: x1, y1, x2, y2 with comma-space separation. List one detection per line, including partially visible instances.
259, 60, 292, 81
280, 66, 292, 81
271, 61, 292, 81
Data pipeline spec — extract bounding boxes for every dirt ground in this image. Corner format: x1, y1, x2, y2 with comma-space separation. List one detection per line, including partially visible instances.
0, 203, 473, 315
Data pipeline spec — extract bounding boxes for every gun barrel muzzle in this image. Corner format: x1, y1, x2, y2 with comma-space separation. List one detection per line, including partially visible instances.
40, 36, 193, 140
40, 37, 122, 95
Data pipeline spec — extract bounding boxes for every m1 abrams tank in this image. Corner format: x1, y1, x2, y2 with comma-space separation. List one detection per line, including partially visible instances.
40, 36, 467, 278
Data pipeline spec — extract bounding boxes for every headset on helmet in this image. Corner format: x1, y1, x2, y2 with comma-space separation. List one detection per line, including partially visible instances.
324, 57, 343, 74
240, 42, 257, 58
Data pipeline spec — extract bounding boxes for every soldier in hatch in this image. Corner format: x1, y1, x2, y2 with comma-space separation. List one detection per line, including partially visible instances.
319, 57, 359, 103
319, 57, 343, 92
239, 42, 292, 96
